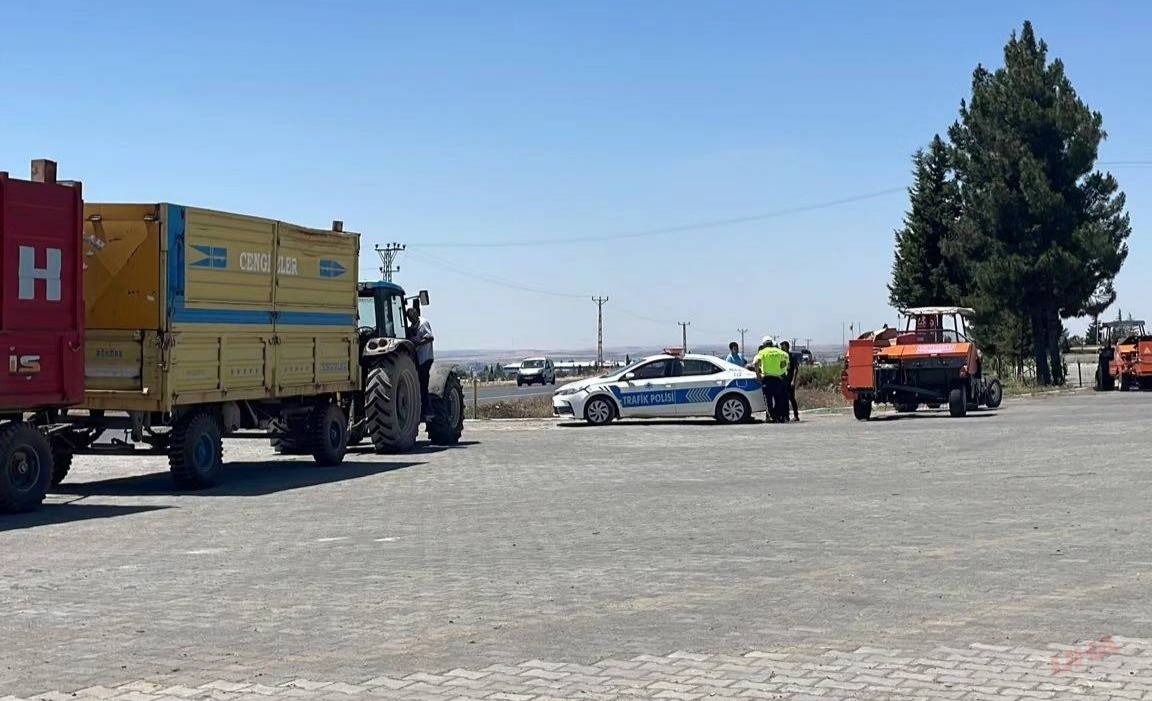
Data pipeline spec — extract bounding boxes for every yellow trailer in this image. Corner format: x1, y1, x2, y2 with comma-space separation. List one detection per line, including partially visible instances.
61, 203, 361, 487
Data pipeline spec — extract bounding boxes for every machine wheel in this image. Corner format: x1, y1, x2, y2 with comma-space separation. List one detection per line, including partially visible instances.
0, 423, 53, 513
50, 443, 73, 488
984, 379, 1003, 408
894, 402, 919, 413
428, 371, 465, 445
365, 353, 421, 453
168, 411, 224, 489
347, 423, 366, 446
852, 399, 872, 421
269, 415, 313, 455
948, 388, 968, 417
715, 393, 751, 425
309, 402, 348, 467
584, 396, 616, 426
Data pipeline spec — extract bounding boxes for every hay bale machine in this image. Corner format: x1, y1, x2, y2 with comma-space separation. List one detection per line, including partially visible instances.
1096, 319, 1152, 391
841, 306, 1003, 420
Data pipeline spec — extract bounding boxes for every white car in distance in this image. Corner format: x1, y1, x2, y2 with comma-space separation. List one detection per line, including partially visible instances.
552, 353, 766, 425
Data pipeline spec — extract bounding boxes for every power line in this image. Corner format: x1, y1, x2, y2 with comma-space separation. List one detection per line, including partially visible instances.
406, 248, 680, 327
678, 321, 691, 353
405, 248, 585, 298
410, 187, 906, 248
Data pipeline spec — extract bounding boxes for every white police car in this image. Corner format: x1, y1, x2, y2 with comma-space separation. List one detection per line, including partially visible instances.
552, 352, 766, 425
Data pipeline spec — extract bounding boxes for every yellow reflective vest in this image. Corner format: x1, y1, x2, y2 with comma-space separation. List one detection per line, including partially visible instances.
755, 346, 789, 378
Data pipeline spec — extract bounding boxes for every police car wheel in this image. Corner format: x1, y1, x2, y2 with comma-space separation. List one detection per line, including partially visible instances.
583, 396, 615, 426
715, 394, 750, 424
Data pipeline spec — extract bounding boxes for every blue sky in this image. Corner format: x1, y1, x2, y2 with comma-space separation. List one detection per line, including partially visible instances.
3, 0, 1149, 351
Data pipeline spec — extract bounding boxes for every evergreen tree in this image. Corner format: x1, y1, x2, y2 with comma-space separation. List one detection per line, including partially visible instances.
947, 21, 1131, 385
888, 135, 963, 310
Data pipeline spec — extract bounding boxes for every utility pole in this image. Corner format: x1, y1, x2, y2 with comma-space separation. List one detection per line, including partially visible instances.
375, 242, 405, 281
592, 296, 609, 368
678, 321, 691, 353
737, 328, 749, 357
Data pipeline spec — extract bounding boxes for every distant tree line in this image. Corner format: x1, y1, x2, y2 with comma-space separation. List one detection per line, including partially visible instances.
888, 21, 1132, 385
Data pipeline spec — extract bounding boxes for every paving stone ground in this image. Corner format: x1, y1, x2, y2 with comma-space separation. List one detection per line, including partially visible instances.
3, 391, 1151, 699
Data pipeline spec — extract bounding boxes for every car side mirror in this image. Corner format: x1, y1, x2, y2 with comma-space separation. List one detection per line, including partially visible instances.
622, 372, 636, 381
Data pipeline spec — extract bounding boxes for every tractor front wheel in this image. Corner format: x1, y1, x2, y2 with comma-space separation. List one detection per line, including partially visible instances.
427, 371, 465, 445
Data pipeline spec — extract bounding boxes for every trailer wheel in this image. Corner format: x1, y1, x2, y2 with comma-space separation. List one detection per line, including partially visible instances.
50, 445, 73, 488
269, 415, 312, 455
310, 402, 349, 467
852, 399, 872, 421
0, 423, 53, 513
948, 388, 968, 417
169, 412, 224, 489
427, 371, 465, 445
984, 379, 1003, 408
365, 353, 421, 453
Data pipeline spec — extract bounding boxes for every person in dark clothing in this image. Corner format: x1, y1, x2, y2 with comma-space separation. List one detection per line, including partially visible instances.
1097, 338, 1115, 391
779, 341, 802, 421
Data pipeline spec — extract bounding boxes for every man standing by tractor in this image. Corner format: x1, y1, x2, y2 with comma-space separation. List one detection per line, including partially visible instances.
779, 340, 802, 422
406, 306, 435, 421
753, 337, 790, 423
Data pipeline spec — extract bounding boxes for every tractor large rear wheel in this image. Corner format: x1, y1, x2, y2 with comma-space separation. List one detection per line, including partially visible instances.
852, 399, 872, 421
427, 371, 465, 445
365, 353, 422, 453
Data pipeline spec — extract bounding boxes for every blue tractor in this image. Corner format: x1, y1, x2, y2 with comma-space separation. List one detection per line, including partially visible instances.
269, 279, 464, 456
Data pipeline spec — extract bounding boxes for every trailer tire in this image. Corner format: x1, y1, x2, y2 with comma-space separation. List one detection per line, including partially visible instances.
310, 402, 348, 467
852, 399, 872, 421
50, 445, 73, 487
365, 353, 421, 453
427, 371, 465, 445
270, 416, 312, 455
984, 379, 1003, 408
0, 423, 53, 513
948, 388, 968, 417
169, 411, 224, 489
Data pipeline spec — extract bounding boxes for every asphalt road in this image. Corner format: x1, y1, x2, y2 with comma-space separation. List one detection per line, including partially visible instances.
472, 380, 564, 404
6, 390, 1152, 699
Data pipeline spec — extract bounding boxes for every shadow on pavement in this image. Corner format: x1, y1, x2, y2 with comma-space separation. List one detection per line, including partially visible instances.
53, 459, 421, 499
870, 411, 999, 422
557, 419, 741, 428
0, 503, 171, 532
346, 440, 480, 456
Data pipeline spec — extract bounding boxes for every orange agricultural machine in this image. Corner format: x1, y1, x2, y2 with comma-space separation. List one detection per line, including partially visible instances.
841, 306, 1003, 420
1097, 319, 1152, 391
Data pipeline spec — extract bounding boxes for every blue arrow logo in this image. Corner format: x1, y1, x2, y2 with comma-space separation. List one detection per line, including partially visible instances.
190, 245, 228, 269
319, 259, 347, 278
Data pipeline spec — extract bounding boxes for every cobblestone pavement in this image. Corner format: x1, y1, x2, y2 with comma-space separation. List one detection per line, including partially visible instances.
3, 391, 1151, 698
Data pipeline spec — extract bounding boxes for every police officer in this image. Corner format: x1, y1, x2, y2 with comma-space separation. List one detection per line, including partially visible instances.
753, 336, 790, 423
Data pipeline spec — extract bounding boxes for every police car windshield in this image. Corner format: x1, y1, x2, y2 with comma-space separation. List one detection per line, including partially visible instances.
602, 358, 650, 378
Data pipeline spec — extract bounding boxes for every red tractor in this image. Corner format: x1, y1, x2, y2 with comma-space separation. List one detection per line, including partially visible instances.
841, 307, 1002, 420
1096, 319, 1152, 391
0, 161, 85, 512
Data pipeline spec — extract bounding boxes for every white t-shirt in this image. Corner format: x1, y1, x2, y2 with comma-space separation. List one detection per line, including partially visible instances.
412, 318, 434, 364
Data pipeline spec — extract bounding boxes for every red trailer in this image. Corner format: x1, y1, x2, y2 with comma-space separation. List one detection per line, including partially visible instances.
0, 160, 84, 512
